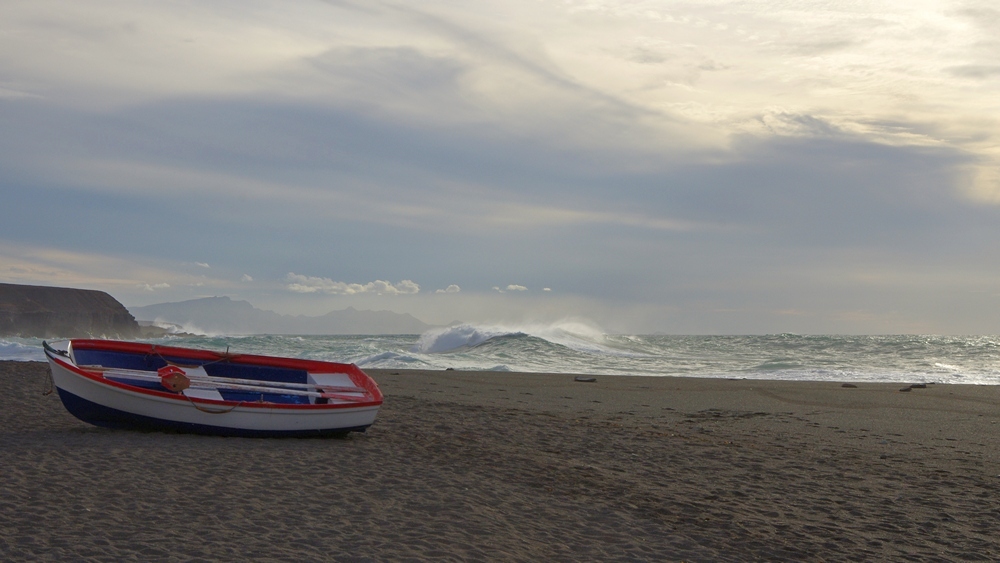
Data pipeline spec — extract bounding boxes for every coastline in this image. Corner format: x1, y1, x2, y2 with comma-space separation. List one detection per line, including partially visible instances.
3, 361, 999, 561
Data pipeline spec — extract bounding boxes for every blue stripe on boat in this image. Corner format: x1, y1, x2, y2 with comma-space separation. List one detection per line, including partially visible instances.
56, 388, 369, 438
204, 362, 308, 384
73, 348, 311, 385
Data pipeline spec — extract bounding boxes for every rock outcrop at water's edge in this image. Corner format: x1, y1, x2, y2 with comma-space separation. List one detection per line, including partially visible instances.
0, 283, 140, 338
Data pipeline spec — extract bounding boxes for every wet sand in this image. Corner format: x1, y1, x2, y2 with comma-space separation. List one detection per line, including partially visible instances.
2, 360, 1000, 561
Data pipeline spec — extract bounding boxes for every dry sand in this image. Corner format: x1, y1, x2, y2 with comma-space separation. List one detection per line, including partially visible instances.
2, 360, 1000, 562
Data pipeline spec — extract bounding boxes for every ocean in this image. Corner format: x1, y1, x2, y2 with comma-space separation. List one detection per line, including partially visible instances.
4, 322, 1000, 385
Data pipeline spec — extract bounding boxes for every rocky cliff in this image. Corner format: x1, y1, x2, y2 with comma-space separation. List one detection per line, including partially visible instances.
0, 283, 140, 338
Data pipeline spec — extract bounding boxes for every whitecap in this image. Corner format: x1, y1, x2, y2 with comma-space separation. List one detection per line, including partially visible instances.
356, 351, 424, 367
0, 339, 46, 361
412, 324, 523, 354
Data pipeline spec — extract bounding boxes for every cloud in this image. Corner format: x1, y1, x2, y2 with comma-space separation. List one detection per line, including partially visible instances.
286, 273, 420, 295
4, 0, 1000, 335
0, 241, 229, 296
492, 284, 528, 293
749, 111, 845, 139
945, 65, 1000, 79
138, 283, 170, 291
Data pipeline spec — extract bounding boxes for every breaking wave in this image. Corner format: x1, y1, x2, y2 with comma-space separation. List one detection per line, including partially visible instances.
355, 351, 423, 368
0, 339, 45, 362
6, 331, 1000, 384
412, 320, 637, 357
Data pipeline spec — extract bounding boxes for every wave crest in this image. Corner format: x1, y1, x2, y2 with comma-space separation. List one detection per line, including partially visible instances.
412, 320, 621, 356
356, 351, 423, 367
413, 325, 520, 354
0, 339, 46, 361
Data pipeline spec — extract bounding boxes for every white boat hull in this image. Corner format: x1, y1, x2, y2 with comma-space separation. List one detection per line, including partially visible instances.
45, 340, 382, 437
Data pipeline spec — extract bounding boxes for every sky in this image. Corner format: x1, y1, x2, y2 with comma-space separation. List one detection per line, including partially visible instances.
2, 0, 999, 334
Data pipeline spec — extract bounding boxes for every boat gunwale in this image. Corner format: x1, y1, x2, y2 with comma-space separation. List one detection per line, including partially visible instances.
45, 340, 384, 412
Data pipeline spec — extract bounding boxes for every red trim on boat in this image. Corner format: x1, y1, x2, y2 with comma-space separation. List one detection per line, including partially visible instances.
50, 341, 383, 410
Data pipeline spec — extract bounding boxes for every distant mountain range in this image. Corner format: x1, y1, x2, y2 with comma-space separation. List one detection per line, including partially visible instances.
129, 296, 434, 335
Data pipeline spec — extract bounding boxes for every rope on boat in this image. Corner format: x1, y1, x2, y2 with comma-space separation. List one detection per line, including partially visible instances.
42, 368, 54, 396
160, 365, 245, 413
147, 344, 240, 370
183, 393, 243, 414
40, 341, 60, 396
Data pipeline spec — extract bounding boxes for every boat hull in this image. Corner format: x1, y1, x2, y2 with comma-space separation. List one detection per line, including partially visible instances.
54, 387, 372, 437
44, 340, 382, 437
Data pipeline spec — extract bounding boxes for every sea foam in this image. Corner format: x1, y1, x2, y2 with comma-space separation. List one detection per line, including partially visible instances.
411, 319, 634, 357
0, 339, 46, 362
6, 332, 1000, 384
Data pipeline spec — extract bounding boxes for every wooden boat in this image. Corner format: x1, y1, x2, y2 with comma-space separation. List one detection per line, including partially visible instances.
43, 339, 382, 437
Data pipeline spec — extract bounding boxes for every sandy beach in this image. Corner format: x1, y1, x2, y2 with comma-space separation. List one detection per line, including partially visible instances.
2, 361, 1000, 561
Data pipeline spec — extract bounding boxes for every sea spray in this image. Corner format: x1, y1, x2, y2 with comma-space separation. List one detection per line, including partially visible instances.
413, 324, 520, 353
413, 319, 635, 357
6, 331, 1000, 384
0, 338, 45, 362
